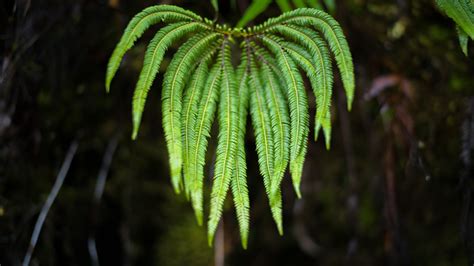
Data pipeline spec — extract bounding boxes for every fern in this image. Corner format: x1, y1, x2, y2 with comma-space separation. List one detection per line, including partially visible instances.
189, 50, 223, 225
208, 40, 240, 244
260, 57, 290, 219
106, 4, 355, 248
248, 49, 283, 233
231, 52, 251, 248
276, 26, 334, 147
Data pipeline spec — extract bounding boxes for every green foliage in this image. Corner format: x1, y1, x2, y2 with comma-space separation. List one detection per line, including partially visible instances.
436, 0, 474, 55
236, 0, 273, 28
106, 4, 354, 248
211, 0, 219, 14
237, 0, 336, 28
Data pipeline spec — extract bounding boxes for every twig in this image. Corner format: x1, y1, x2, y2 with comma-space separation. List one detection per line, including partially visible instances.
93, 136, 118, 203
22, 141, 78, 266
88, 136, 119, 266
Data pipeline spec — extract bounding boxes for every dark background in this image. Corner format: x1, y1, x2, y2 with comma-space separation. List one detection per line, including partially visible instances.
1, 0, 473, 265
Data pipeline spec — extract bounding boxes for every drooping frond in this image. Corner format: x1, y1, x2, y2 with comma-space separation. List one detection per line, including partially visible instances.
250, 44, 290, 221
132, 22, 209, 140
182, 50, 218, 199
260, 36, 309, 198
105, 5, 205, 92
231, 52, 251, 249
262, 64, 289, 200
274, 25, 333, 148
162, 33, 221, 193
248, 48, 284, 233
255, 8, 354, 110
188, 48, 224, 225
106, 3, 356, 248
208, 40, 240, 245
261, 64, 290, 226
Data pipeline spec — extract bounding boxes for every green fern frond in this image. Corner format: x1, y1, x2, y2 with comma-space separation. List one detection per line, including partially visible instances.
245, 43, 287, 234
107, 4, 355, 247
162, 33, 221, 193
189, 48, 224, 225
261, 64, 289, 232
257, 8, 354, 110
231, 52, 251, 249
275, 25, 333, 148
132, 22, 209, 140
106, 5, 205, 92
254, 49, 290, 220
260, 36, 309, 198
208, 40, 240, 245
182, 50, 218, 199
248, 50, 284, 233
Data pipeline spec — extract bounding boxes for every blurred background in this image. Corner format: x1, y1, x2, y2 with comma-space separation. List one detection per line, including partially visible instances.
1, 0, 473, 265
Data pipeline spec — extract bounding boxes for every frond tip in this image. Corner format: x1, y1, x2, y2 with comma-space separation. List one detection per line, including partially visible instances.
106, 4, 355, 248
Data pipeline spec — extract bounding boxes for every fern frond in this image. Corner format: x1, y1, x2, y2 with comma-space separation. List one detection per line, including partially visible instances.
106, 5, 205, 92
182, 62, 209, 199
231, 52, 251, 249
182, 47, 219, 199
246, 43, 286, 234
162, 32, 221, 193
208, 40, 240, 245
107, 4, 356, 247
253, 48, 290, 218
188, 45, 224, 225
248, 48, 284, 234
262, 63, 290, 228
132, 22, 209, 140
256, 8, 354, 110
274, 25, 333, 148
260, 36, 309, 198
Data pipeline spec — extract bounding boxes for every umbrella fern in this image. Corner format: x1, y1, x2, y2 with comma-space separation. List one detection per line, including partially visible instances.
106, 4, 355, 248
